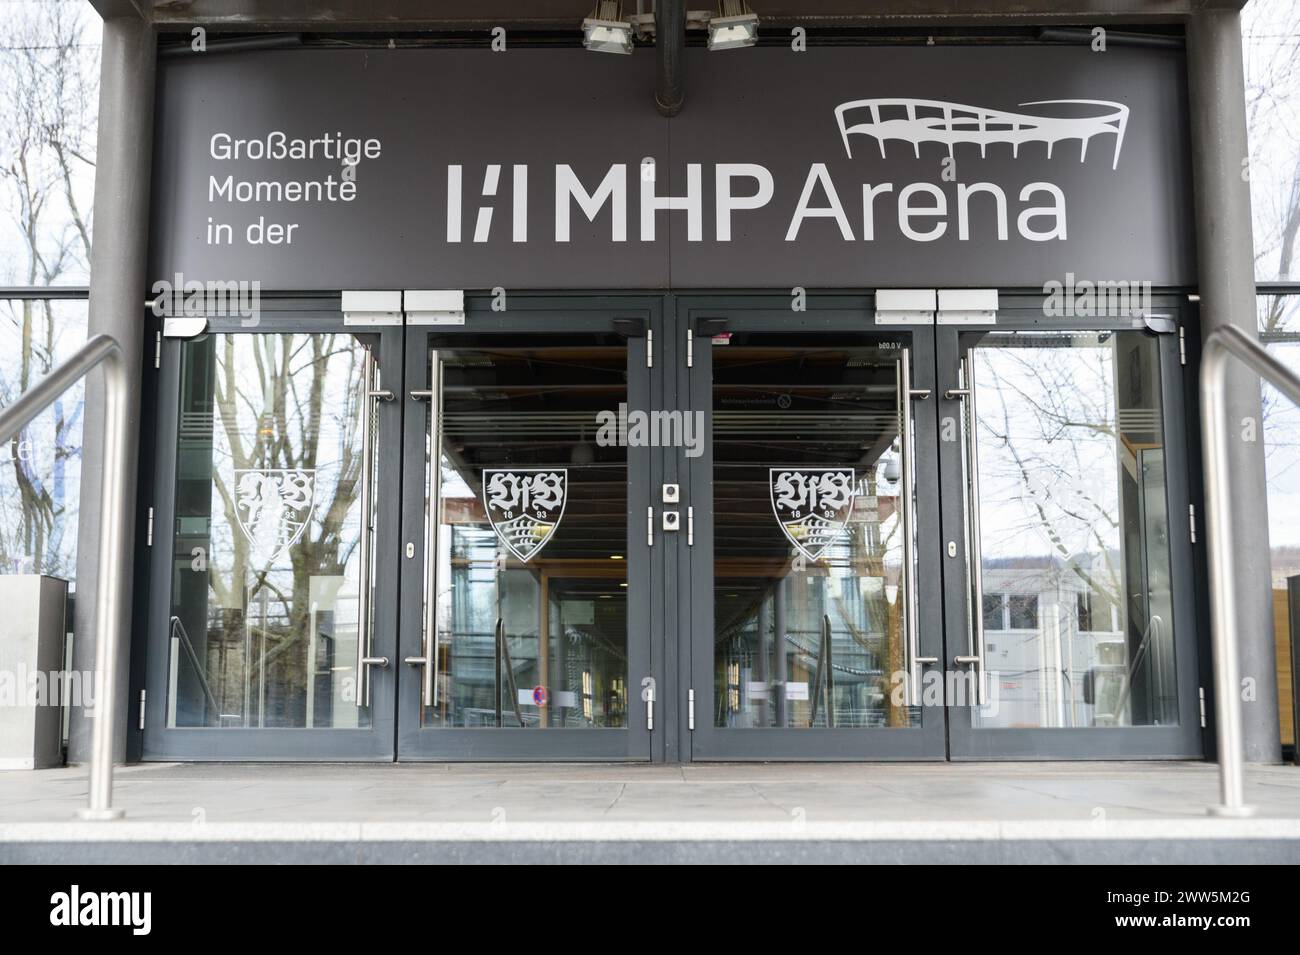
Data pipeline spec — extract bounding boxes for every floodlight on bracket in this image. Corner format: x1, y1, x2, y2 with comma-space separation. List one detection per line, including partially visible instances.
583, 1, 635, 54
622, 3, 755, 45
707, 1, 759, 50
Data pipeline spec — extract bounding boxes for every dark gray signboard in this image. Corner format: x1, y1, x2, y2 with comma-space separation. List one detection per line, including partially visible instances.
150, 46, 1194, 290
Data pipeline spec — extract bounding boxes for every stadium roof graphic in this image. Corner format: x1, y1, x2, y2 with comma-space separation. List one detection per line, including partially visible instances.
834, 98, 1130, 169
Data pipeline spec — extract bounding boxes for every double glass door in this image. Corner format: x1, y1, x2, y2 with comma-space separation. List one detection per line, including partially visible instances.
395, 305, 655, 759
144, 298, 657, 760
681, 300, 1201, 761
142, 294, 1202, 762
680, 306, 945, 759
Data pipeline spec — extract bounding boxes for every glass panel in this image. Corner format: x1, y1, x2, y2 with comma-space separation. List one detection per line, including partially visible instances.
0, 6, 101, 289
167, 333, 373, 729
1259, 292, 1300, 748
969, 330, 1177, 728
0, 299, 87, 577
712, 337, 917, 729
423, 339, 629, 728
1242, 0, 1300, 283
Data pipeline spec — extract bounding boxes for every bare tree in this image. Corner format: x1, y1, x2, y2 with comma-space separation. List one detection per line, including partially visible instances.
191, 334, 367, 725
1244, 3, 1300, 536
1244, 0, 1300, 293
0, 2, 99, 575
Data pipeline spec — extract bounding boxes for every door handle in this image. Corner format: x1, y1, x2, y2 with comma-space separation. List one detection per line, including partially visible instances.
950, 352, 987, 706
897, 349, 924, 706
421, 351, 444, 713
404, 628, 436, 709
355, 349, 384, 708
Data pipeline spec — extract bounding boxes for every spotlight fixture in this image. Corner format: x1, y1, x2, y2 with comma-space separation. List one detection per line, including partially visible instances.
707, 0, 759, 51
583, 2, 635, 54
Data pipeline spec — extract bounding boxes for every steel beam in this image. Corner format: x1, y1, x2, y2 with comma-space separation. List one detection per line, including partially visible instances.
1186, 9, 1282, 765
106, 0, 1245, 32
68, 17, 156, 768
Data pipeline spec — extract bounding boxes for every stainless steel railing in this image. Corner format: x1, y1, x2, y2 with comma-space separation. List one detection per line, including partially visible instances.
169, 616, 221, 722
0, 334, 130, 820
1201, 324, 1300, 817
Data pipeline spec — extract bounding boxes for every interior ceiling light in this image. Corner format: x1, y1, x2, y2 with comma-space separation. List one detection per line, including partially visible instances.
583, 1, 635, 54
707, 0, 759, 51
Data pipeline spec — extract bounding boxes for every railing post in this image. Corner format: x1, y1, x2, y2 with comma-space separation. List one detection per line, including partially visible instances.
79, 350, 130, 820
0, 334, 130, 819
1201, 333, 1254, 818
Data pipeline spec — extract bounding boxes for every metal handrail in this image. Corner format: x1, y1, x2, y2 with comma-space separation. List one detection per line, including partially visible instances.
1108, 614, 1162, 726
808, 614, 836, 728
169, 616, 221, 720
1201, 324, 1300, 817
0, 333, 130, 820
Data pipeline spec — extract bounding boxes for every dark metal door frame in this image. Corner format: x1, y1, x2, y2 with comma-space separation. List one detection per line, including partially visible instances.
675, 294, 948, 760
939, 300, 1204, 759
137, 292, 1203, 763
395, 294, 661, 760
142, 304, 401, 760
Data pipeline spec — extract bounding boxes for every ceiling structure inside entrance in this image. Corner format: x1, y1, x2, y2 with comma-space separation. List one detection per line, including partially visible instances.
93, 0, 1247, 29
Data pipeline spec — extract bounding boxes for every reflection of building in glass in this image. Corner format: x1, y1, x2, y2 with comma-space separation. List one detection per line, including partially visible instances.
979, 556, 1177, 729
972, 331, 1177, 730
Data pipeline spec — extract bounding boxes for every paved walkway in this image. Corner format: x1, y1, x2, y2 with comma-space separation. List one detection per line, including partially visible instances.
2, 761, 1298, 862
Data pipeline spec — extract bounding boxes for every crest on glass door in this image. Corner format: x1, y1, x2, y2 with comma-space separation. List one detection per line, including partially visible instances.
483, 469, 568, 563
234, 468, 316, 566
769, 468, 856, 562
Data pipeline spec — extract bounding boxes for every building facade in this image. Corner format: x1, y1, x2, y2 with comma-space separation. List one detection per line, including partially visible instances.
49, 1, 1289, 765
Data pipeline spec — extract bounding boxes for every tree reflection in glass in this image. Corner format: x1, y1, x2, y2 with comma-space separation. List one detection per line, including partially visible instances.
970, 331, 1177, 728
168, 333, 371, 729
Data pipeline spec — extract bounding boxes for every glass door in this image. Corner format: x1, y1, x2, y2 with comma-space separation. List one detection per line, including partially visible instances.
143, 310, 400, 759
680, 301, 947, 760
939, 320, 1203, 758
396, 300, 658, 759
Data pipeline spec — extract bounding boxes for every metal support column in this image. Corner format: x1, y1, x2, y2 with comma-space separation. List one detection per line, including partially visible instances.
1186, 9, 1282, 764
68, 16, 156, 769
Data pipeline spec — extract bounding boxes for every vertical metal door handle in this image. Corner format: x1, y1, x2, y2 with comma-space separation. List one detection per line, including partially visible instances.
423, 351, 444, 712
898, 349, 923, 706
355, 349, 381, 707
403, 627, 435, 709
951, 353, 987, 706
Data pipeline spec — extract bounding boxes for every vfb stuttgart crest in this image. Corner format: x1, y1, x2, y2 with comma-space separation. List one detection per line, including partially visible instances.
483, 469, 567, 563
234, 468, 316, 567
769, 468, 856, 562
